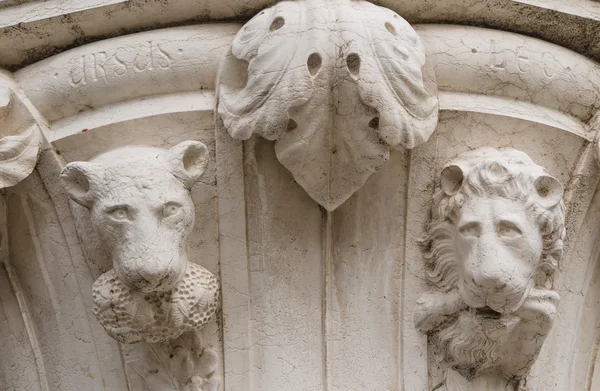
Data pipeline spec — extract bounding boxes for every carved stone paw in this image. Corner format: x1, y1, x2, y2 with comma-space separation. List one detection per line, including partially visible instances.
514, 288, 560, 328
414, 290, 467, 333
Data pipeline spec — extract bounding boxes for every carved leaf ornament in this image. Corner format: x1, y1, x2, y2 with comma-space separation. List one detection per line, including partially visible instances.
217, 0, 439, 210
0, 87, 41, 189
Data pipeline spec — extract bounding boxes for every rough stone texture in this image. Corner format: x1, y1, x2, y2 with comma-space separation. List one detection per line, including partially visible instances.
1, 1, 600, 391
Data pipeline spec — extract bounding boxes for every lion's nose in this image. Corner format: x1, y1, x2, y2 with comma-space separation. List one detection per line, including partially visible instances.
471, 270, 506, 291
466, 253, 508, 292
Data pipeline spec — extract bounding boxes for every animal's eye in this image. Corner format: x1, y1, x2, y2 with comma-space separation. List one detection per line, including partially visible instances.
458, 222, 481, 237
498, 221, 522, 238
162, 202, 182, 218
107, 206, 130, 222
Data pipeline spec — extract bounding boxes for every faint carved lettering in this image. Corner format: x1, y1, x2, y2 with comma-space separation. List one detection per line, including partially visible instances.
488, 40, 559, 79
542, 51, 557, 78
516, 45, 530, 73
68, 41, 173, 86
490, 39, 506, 69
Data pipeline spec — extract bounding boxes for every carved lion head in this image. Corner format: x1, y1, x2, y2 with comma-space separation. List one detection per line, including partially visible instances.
415, 147, 566, 379
421, 147, 565, 313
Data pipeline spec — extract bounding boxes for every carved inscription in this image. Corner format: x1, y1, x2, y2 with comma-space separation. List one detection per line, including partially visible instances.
69, 41, 172, 86
489, 39, 560, 79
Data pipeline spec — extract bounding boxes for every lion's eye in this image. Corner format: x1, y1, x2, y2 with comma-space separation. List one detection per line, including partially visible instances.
162, 202, 182, 218
498, 221, 522, 238
459, 222, 481, 237
107, 206, 130, 222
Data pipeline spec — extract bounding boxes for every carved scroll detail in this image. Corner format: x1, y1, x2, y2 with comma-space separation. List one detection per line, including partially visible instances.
415, 147, 565, 386
217, 0, 438, 210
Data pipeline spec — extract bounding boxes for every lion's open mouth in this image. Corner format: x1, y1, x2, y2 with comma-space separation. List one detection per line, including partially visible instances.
475, 306, 502, 319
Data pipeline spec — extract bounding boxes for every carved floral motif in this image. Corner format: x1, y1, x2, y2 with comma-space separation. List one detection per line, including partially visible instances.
217, 0, 438, 210
414, 148, 565, 386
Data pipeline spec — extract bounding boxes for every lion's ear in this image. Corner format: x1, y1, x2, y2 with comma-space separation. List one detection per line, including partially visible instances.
61, 162, 101, 208
534, 175, 563, 208
440, 164, 464, 196
161, 141, 209, 189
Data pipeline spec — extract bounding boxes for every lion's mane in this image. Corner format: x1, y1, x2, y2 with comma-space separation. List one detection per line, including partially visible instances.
420, 148, 566, 291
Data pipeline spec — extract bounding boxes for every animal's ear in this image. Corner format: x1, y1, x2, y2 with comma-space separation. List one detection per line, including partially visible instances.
534, 175, 563, 208
163, 141, 209, 188
440, 164, 464, 196
60, 162, 101, 208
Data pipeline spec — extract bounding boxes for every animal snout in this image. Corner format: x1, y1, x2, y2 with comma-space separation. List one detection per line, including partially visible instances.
464, 253, 508, 292
469, 268, 507, 292
114, 252, 187, 293
138, 265, 175, 290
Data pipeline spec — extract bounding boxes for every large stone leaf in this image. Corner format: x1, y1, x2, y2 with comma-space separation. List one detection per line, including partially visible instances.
218, 0, 438, 210
0, 87, 40, 189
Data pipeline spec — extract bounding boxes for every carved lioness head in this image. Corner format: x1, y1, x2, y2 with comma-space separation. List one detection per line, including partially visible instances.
62, 141, 207, 293
61, 141, 219, 343
415, 147, 565, 379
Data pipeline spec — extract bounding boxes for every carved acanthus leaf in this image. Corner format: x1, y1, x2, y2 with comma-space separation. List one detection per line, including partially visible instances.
217, 0, 438, 210
0, 87, 41, 189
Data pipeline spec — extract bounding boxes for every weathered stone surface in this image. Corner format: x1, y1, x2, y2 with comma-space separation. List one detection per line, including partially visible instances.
2, 1, 600, 391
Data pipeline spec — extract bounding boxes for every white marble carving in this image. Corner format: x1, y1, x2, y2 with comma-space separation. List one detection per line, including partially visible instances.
124, 331, 220, 391
415, 147, 566, 387
4, 2, 600, 390
217, 0, 438, 211
0, 83, 41, 188
60, 141, 220, 344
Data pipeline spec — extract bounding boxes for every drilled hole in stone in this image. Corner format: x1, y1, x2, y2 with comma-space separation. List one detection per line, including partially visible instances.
346, 53, 360, 76
385, 22, 397, 36
287, 119, 298, 131
307, 53, 322, 76
269, 16, 285, 32
369, 117, 380, 129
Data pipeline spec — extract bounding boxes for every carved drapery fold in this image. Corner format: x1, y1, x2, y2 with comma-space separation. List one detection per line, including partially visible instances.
217, 0, 438, 210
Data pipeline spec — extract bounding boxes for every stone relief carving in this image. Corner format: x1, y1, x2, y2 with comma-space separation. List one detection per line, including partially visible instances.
217, 0, 438, 211
414, 148, 566, 388
61, 141, 220, 390
0, 85, 41, 189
